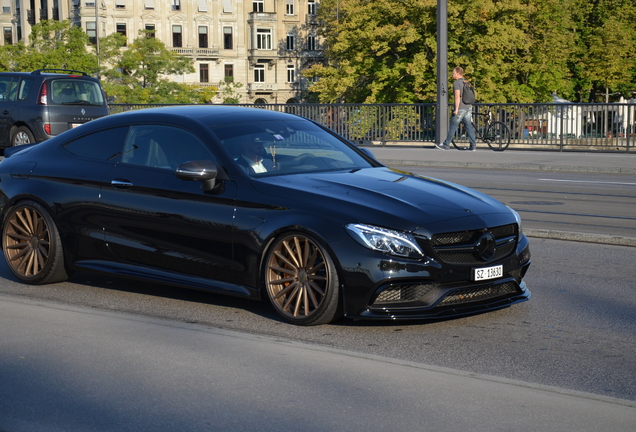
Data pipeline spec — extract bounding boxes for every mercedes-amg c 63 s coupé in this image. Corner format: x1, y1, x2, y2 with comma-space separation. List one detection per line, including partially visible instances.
0, 106, 531, 325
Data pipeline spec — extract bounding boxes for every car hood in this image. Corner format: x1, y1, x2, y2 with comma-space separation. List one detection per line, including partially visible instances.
252, 167, 516, 233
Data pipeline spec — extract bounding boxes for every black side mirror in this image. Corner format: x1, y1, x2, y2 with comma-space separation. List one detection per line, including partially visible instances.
175, 160, 219, 192
359, 147, 376, 160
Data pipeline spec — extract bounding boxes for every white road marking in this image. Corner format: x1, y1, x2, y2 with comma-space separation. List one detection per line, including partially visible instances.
538, 178, 636, 186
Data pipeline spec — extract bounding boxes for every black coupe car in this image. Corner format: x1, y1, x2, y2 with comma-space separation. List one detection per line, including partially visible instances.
0, 106, 531, 325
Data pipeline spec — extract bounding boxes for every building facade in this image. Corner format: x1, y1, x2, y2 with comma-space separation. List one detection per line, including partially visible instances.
1, 0, 324, 103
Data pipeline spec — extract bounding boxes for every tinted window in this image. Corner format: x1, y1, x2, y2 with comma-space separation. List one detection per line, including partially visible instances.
0, 77, 10, 101
210, 119, 374, 176
50, 79, 105, 106
63, 126, 128, 162
17, 78, 34, 101
122, 125, 214, 170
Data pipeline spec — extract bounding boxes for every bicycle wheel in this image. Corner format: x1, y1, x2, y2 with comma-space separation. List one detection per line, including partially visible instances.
451, 123, 473, 150
485, 121, 511, 151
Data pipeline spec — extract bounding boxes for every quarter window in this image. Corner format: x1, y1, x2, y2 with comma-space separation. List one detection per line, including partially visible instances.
63, 127, 128, 162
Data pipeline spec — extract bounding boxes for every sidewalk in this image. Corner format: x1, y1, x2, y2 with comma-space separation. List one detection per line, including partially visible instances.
367, 146, 636, 175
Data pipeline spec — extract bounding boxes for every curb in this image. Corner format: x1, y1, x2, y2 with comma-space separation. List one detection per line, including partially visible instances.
524, 229, 636, 247
377, 159, 636, 175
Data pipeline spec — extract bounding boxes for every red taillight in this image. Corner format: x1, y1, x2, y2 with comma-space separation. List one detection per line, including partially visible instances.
38, 83, 48, 105
44, 124, 51, 135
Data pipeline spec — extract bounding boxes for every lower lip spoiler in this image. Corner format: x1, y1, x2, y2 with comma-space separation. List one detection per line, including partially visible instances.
347, 281, 531, 321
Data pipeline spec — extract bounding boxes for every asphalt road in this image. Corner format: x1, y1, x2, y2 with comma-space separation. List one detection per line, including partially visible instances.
399, 166, 636, 240
1, 150, 635, 430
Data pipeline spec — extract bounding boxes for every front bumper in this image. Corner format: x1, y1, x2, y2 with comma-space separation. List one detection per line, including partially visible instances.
340, 231, 532, 321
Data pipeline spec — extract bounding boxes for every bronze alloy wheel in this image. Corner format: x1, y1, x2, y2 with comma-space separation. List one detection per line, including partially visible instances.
265, 233, 340, 325
2, 202, 68, 284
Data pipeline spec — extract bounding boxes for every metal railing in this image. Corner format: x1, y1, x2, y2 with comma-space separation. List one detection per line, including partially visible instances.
109, 102, 636, 152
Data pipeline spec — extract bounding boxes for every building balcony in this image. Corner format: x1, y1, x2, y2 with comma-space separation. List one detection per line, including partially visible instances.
248, 83, 278, 92
248, 12, 276, 23
170, 47, 220, 58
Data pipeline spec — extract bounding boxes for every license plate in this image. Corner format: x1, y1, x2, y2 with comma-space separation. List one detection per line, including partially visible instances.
71, 123, 82, 128
473, 265, 503, 281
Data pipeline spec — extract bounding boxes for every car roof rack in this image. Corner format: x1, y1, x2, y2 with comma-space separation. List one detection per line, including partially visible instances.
31, 69, 90, 76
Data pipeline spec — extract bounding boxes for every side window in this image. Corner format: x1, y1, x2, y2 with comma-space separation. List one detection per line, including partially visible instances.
63, 126, 128, 162
17, 78, 34, 101
122, 125, 213, 170
0, 77, 11, 101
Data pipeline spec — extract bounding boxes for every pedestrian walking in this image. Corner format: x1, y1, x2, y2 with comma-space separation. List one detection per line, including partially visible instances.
436, 67, 477, 151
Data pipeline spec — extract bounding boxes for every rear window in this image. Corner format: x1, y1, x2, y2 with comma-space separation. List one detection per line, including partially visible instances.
50, 79, 105, 106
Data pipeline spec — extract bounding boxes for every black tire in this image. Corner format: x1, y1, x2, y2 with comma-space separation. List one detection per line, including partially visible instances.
2, 201, 69, 285
11, 126, 36, 146
485, 121, 511, 151
451, 123, 474, 150
264, 232, 341, 325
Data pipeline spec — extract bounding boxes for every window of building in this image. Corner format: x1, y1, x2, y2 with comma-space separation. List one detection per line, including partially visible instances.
253, 0, 263, 13
223, 0, 233, 13
115, 0, 126, 9
200, 64, 209, 83
144, 0, 155, 9
116, 23, 127, 44
223, 27, 233, 50
224, 64, 234, 79
286, 34, 295, 50
287, 65, 295, 83
2, 0, 11, 14
172, 0, 181, 11
308, 0, 316, 15
254, 65, 265, 83
286, 0, 294, 15
86, 21, 96, 45
197, 0, 208, 12
172, 25, 182, 48
256, 29, 271, 50
145, 24, 155, 38
307, 36, 316, 51
198, 26, 208, 48
3, 27, 12, 45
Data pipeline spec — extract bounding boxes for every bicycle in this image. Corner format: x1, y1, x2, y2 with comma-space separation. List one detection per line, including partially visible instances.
451, 106, 511, 151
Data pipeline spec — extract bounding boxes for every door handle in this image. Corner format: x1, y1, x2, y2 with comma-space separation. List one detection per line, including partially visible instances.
111, 179, 133, 188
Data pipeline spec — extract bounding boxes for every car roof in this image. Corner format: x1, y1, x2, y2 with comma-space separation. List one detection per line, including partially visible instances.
111, 105, 304, 126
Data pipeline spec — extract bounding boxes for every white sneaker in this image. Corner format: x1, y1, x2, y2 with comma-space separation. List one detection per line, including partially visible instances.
435, 143, 448, 150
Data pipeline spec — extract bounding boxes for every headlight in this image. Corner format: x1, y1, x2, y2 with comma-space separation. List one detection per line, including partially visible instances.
345, 223, 424, 258
507, 206, 523, 237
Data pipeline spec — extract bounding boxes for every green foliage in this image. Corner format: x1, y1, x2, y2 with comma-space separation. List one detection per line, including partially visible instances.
0, 20, 97, 73
99, 30, 206, 103
217, 77, 244, 104
306, 0, 636, 103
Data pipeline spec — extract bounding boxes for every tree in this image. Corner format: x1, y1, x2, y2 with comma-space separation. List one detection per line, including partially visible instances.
0, 20, 97, 73
99, 30, 213, 104
217, 77, 244, 104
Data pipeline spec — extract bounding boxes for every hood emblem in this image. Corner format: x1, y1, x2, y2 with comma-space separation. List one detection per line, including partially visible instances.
81, 108, 86, 116
476, 232, 496, 261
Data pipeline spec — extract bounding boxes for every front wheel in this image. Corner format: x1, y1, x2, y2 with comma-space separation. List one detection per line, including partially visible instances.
264, 232, 341, 325
11, 126, 36, 146
485, 121, 511, 151
2, 201, 69, 284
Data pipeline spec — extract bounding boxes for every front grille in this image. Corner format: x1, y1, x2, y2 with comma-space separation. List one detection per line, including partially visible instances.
428, 223, 518, 266
373, 283, 438, 305
438, 281, 519, 306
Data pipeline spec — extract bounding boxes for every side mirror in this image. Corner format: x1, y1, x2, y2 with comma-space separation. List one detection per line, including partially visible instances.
359, 147, 376, 160
175, 160, 219, 192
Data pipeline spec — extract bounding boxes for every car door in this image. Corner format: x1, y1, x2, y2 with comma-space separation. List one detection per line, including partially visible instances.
99, 124, 239, 284
0, 76, 16, 146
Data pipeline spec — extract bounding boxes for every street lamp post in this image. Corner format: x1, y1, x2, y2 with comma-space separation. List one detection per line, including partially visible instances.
436, 0, 449, 145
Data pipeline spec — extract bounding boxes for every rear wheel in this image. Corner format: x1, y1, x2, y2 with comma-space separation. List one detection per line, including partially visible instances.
485, 121, 511, 151
451, 123, 474, 150
11, 126, 36, 146
2, 201, 69, 284
264, 233, 341, 325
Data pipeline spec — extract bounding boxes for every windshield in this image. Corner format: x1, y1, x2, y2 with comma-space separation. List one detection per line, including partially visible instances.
50, 79, 106, 106
209, 119, 376, 176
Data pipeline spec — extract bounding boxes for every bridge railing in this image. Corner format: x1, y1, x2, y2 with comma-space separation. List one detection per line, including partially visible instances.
110, 102, 636, 152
